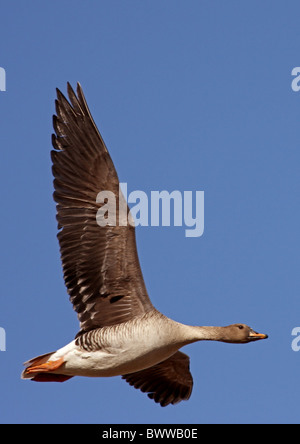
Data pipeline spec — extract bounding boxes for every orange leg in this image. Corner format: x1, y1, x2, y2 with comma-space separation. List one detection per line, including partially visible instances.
25, 356, 65, 374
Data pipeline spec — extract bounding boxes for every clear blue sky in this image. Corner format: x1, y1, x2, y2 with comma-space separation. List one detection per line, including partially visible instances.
1, 0, 300, 424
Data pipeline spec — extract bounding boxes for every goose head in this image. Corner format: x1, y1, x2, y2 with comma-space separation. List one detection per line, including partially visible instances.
220, 324, 268, 344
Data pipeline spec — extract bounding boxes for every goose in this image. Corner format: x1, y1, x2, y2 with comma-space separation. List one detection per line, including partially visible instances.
22, 83, 268, 407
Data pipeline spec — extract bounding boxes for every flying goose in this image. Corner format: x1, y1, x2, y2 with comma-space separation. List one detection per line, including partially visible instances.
22, 83, 268, 406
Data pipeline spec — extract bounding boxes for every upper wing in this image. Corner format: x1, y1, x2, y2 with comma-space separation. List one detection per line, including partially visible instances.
51, 82, 154, 334
122, 351, 193, 407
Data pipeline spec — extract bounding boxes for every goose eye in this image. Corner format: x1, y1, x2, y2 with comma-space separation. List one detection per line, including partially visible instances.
238, 325, 244, 330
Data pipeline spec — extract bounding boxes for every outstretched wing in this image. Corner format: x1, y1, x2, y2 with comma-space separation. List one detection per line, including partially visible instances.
122, 351, 193, 406
51, 82, 154, 334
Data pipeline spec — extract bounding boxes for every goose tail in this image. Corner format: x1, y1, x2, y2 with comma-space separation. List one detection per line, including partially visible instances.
21, 351, 73, 382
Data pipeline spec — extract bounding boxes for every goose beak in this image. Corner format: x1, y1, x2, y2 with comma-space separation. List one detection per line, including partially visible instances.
248, 329, 268, 342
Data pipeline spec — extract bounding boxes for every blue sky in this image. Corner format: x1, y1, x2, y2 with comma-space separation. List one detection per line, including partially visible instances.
1, 0, 300, 424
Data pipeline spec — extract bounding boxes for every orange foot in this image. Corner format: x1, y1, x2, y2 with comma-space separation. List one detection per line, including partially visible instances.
26, 356, 65, 374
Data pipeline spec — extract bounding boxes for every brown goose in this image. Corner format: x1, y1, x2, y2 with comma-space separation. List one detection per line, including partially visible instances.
21, 83, 268, 407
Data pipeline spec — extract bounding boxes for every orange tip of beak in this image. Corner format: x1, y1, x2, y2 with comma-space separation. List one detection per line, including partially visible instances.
249, 332, 268, 340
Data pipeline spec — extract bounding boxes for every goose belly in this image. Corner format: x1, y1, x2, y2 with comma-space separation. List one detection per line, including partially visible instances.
52, 324, 184, 377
